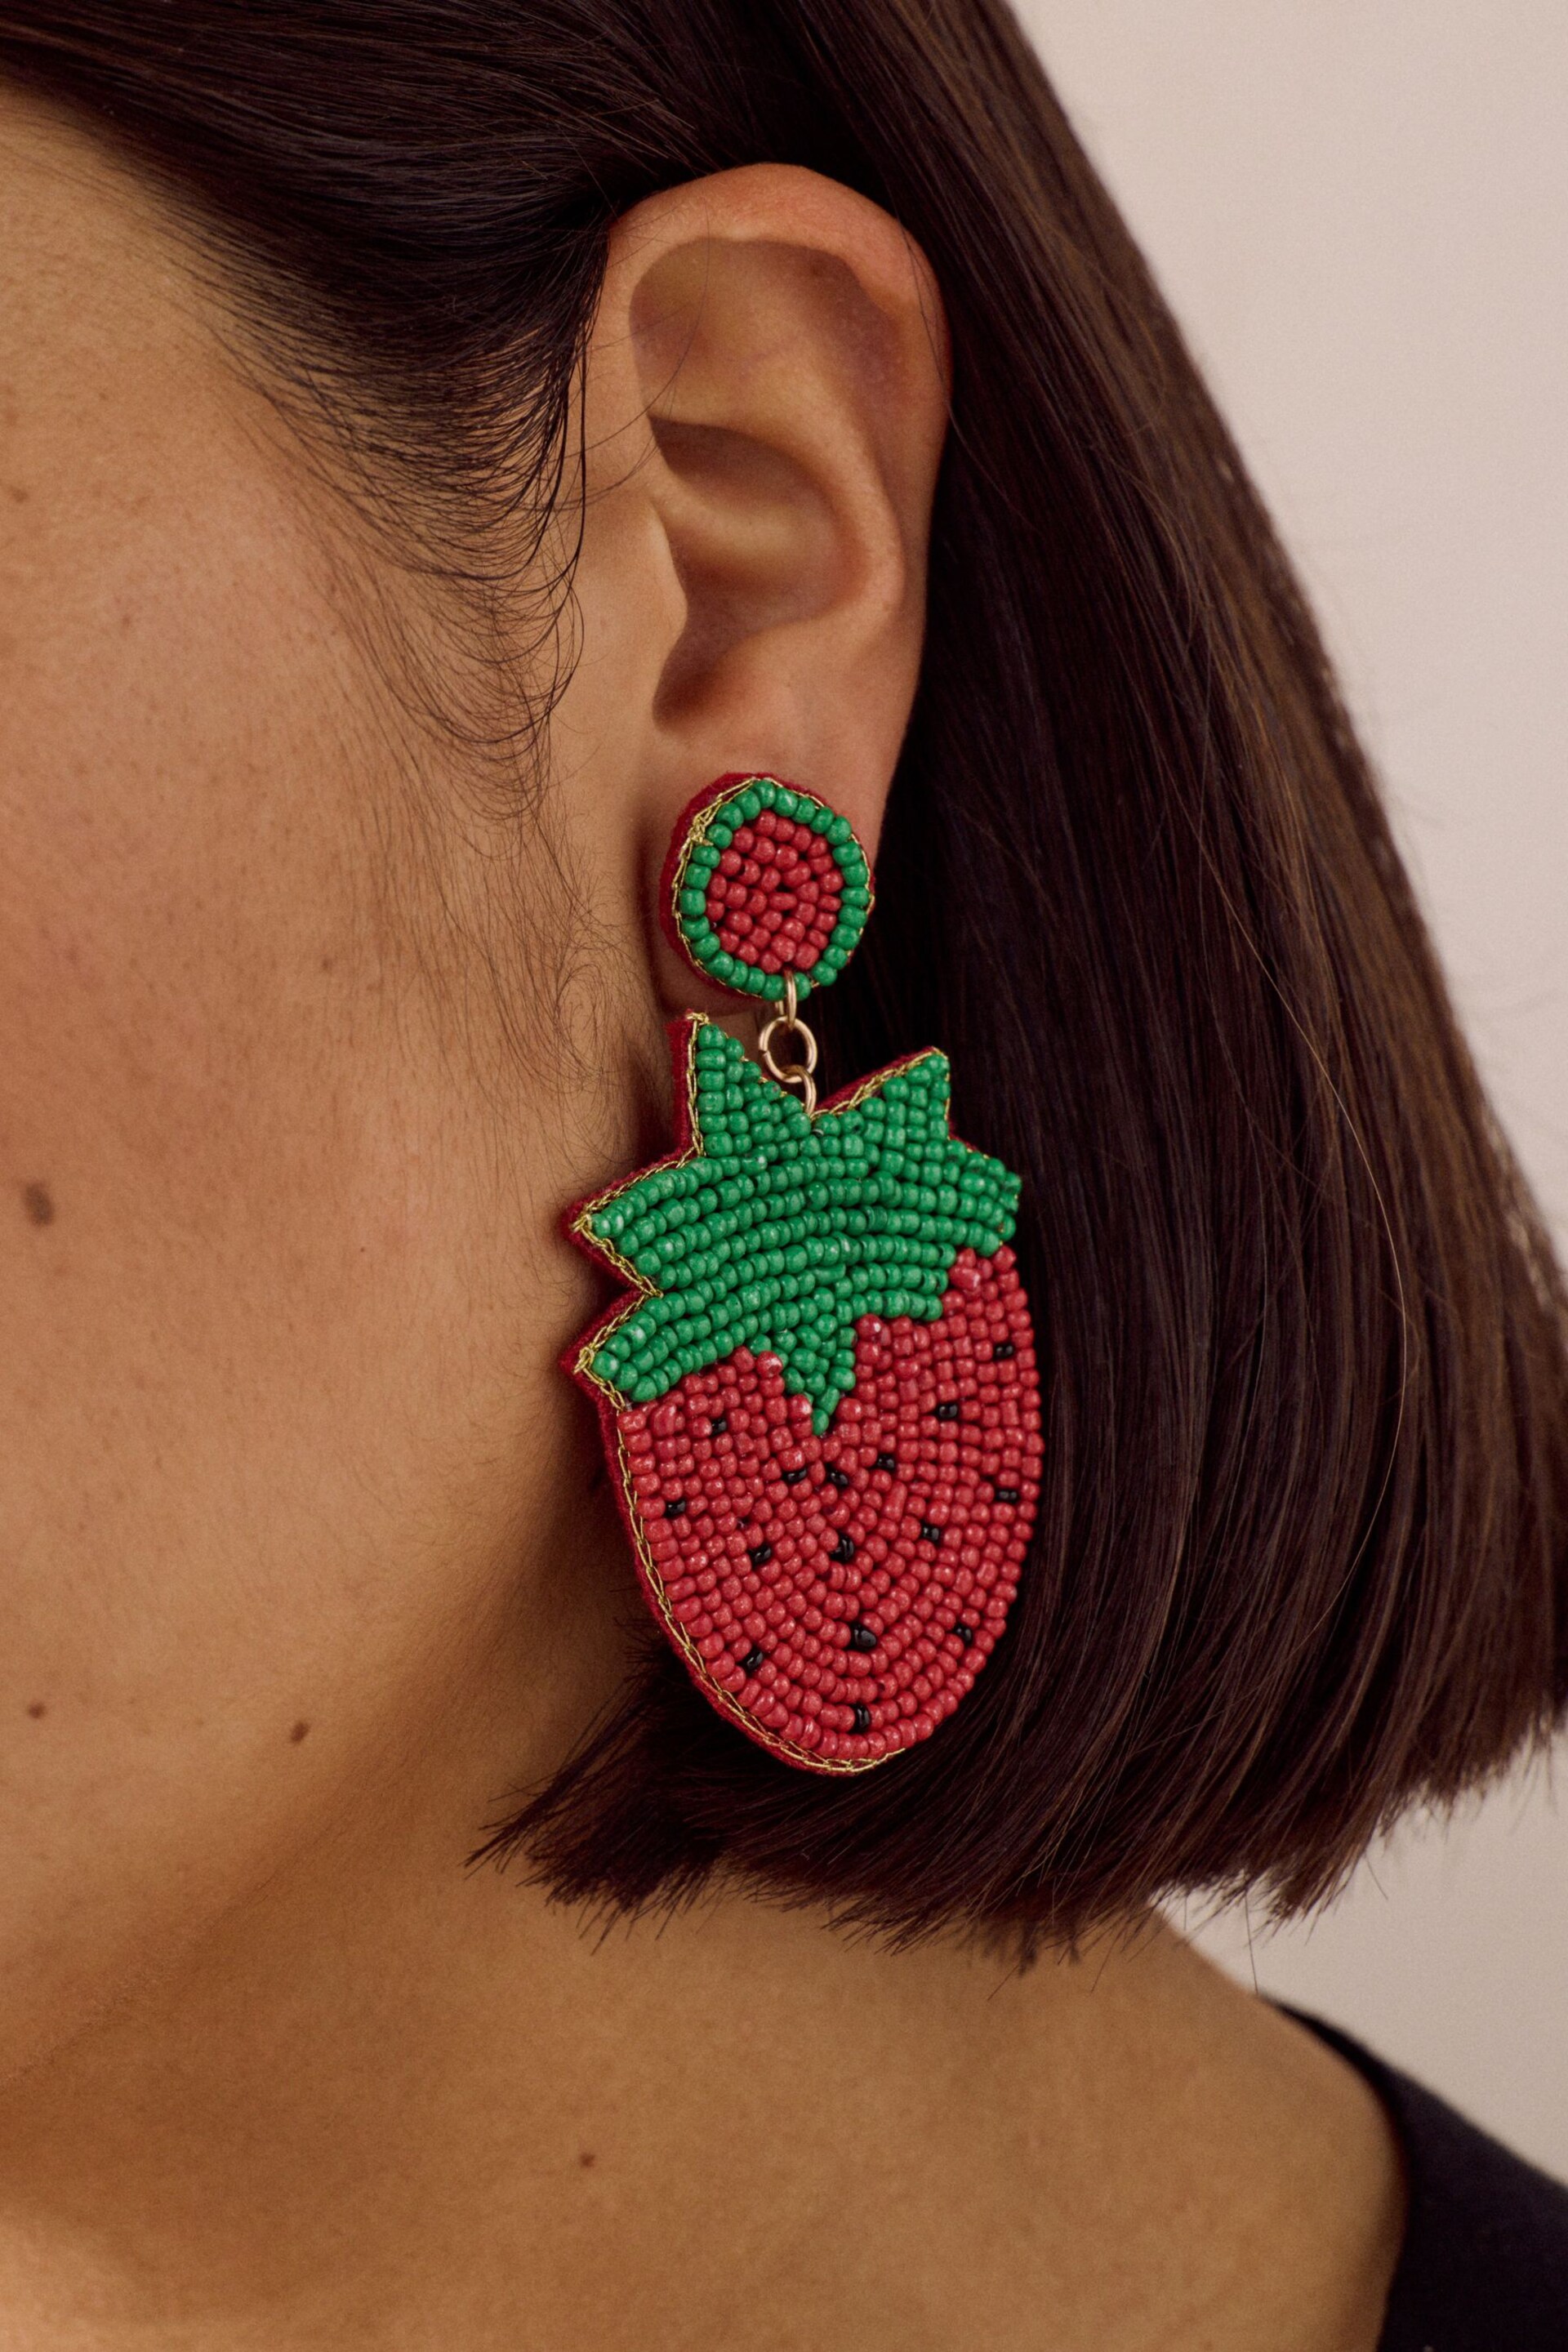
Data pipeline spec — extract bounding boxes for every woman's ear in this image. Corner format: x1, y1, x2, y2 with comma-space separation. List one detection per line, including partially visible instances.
553, 164, 950, 1002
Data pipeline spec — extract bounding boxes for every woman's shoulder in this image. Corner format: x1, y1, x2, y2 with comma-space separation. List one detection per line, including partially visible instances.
1297, 2013, 1568, 2351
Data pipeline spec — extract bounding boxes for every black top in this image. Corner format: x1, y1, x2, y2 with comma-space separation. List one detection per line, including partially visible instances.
1298, 2015, 1568, 2350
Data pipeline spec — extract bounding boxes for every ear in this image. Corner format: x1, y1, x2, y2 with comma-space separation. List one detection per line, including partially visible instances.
555, 163, 950, 1008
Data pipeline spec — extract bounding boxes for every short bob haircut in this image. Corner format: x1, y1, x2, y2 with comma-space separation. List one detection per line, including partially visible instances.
8, 0, 1566, 1944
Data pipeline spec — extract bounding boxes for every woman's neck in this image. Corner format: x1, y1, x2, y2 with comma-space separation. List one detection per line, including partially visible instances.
0, 1726, 1401, 2351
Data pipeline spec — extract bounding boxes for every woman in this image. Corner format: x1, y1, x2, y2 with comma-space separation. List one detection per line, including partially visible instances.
0, 2, 1563, 2344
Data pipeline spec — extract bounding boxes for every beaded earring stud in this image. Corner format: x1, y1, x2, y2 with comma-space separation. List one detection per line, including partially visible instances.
563, 775, 1041, 1772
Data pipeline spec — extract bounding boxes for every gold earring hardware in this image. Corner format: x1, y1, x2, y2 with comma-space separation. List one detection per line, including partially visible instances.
757, 972, 820, 1116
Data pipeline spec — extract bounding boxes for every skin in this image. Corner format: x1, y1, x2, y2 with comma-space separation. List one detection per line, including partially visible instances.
0, 86, 1403, 2351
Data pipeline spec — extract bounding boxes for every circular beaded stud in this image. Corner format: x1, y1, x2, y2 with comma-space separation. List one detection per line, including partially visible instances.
660, 773, 874, 1002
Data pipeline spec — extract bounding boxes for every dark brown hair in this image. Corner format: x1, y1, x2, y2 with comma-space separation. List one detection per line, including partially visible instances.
5, 0, 1565, 1942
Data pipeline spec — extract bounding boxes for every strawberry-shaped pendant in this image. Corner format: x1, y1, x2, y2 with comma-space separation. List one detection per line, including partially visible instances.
564, 777, 1041, 1771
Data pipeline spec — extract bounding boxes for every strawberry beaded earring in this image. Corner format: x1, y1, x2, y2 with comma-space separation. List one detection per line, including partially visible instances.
564, 775, 1042, 1773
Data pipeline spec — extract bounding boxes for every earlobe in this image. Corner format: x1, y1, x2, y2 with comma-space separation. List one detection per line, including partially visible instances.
573, 166, 950, 893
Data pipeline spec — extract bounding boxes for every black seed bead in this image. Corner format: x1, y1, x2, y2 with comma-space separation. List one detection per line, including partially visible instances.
824, 1465, 853, 1492
664, 1496, 688, 1518
851, 1704, 872, 1735
829, 1531, 858, 1565
848, 1622, 879, 1652
747, 1542, 774, 1569
992, 1339, 1016, 1361
933, 1399, 960, 1422
741, 1646, 766, 1676
781, 1465, 808, 1486
992, 1486, 1020, 1506
954, 1621, 975, 1646
919, 1521, 943, 1545
874, 1452, 898, 1474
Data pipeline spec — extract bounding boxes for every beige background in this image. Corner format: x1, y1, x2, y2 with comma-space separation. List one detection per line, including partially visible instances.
1015, 1, 1568, 2176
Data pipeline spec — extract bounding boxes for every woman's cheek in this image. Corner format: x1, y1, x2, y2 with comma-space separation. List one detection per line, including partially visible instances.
0, 312, 488, 2054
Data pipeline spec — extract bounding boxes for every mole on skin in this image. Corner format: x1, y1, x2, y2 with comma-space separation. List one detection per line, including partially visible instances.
289, 1721, 310, 1744
21, 1182, 54, 1227
25, 1703, 47, 1720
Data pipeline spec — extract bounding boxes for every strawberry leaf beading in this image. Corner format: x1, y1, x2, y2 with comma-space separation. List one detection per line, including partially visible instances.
576, 1020, 1020, 1431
